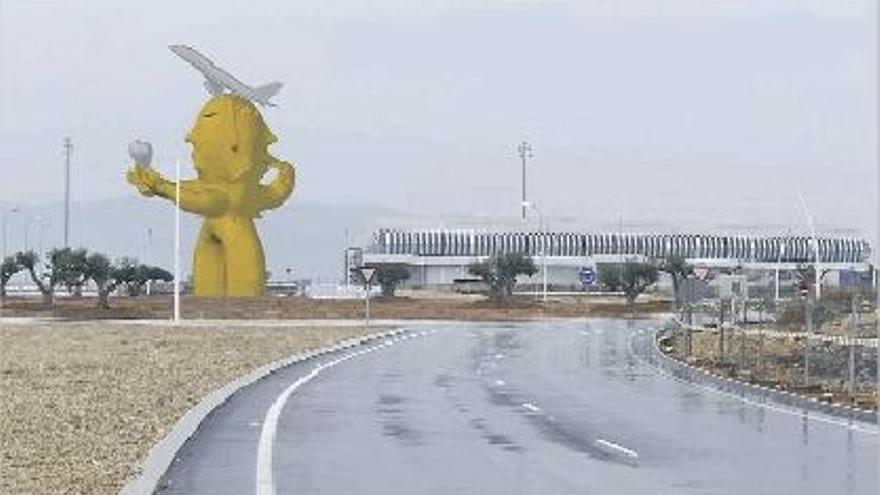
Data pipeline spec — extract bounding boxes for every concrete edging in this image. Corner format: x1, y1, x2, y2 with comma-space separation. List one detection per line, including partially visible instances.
118, 327, 406, 495
657, 318, 876, 424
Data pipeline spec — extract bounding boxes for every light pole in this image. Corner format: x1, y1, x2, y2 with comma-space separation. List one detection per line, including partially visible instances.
63, 137, 73, 247
145, 227, 153, 265
774, 232, 789, 301
517, 142, 533, 220
173, 159, 181, 325
796, 191, 821, 301
804, 289, 813, 387
37, 220, 50, 258
23, 215, 42, 252
144, 227, 154, 296
2, 207, 19, 260
522, 200, 547, 302
847, 295, 858, 395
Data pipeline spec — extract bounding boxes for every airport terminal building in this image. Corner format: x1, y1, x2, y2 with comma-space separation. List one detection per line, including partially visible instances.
358, 228, 873, 290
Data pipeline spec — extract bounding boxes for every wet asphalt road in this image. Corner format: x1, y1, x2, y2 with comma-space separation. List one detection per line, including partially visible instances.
159, 319, 878, 494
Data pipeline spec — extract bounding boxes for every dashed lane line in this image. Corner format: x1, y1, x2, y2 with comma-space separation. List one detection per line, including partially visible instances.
595, 438, 640, 459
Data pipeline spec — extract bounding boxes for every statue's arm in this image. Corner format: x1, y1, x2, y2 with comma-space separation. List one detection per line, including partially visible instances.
259, 159, 296, 211
154, 180, 229, 216
127, 167, 228, 216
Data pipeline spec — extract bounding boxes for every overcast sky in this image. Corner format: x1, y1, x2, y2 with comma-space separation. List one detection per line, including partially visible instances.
0, 0, 876, 241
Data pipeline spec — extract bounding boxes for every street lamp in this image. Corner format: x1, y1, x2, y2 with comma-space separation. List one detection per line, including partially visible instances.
37, 221, 51, 258
796, 191, 821, 301
2, 207, 19, 260
63, 137, 73, 247
23, 215, 43, 252
517, 142, 533, 220
794, 192, 821, 387
522, 200, 547, 302
774, 232, 789, 301
174, 159, 181, 325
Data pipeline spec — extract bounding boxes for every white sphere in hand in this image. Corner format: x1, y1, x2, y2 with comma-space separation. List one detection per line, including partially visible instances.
128, 140, 153, 167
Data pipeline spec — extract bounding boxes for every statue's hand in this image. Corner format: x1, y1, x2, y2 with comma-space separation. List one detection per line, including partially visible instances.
258, 157, 296, 210
266, 159, 295, 188
126, 165, 166, 197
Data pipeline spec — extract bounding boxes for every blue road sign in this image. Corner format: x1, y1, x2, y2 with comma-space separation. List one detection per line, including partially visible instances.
579, 267, 596, 286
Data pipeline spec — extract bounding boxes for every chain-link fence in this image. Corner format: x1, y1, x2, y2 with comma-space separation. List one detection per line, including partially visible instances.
664, 286, 878, 411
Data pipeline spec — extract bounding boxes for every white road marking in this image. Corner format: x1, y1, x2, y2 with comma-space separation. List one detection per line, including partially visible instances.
522, 402, 541, 413
256, 332, 427, 495
595, 438, 639, 459
494, 379, 506, 387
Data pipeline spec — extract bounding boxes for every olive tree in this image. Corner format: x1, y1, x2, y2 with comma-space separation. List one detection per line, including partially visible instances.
16, 247, 90, 305
15, 250, 53, 304
85, 253, 120, 308
660, 255, 693, 306
56, 248, 89, 297
117, 260, 173, 296
599, 260, 659, 305
0, 256, 21, 298
366, 263, 411, 298
468, 253, 537, 301
85, 254, 174, 308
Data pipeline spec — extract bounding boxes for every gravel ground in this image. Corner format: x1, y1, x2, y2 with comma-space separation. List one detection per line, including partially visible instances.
0, 322, 374, 495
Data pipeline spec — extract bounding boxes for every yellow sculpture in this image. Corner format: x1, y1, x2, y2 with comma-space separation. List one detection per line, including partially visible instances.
126, 94, 295, 296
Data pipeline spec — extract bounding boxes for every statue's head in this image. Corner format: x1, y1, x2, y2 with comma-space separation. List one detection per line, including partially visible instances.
186, 94, 277, 182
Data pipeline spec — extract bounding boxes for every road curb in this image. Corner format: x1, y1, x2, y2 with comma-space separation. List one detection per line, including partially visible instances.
118, 327, 406, 495
657, 318, 876, 424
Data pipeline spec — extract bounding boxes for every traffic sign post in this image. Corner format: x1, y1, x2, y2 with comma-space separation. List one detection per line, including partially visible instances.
357, 267, 377, 327
694, 265, 710, 281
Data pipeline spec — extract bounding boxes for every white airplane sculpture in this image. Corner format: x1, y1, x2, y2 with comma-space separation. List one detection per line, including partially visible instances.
169, 44, 282, 107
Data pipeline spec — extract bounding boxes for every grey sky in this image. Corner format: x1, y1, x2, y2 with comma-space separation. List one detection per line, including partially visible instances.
0, 1, 876, 243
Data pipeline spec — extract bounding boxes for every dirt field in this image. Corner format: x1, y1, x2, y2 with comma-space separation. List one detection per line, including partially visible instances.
0, 322, 376, 495
1, 293, 670, 321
